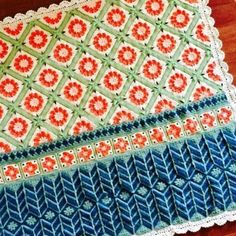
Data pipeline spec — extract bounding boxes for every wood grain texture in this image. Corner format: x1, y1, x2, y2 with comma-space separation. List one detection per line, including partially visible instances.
0, 0, 235, 235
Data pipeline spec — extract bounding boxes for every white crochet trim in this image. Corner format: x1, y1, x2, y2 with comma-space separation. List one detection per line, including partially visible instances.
0, 0, 236, 235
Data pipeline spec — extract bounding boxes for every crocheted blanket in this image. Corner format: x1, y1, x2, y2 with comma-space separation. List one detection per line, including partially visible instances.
0, 0, 236, 235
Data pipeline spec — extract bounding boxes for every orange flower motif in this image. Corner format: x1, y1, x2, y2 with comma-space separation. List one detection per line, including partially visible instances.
196, 23, 210, 42
217, 107, 233, 124
157, 34, 176, 54
49, 107, 69, 127
154, 99, 175, 113
0, 78, 19, 98
68, 18, 87, 39
114, 138, 130, 153
150, 128, 165, 143
28, 29, 48, 49
13, 54, 34, 73
93, 32, 112, 52
170, 9, 190, 29
201, 113, 216, 128
24, 92, 44, 112
79, 57, 98, 77
0, 40, 8, 59
131, 21, 151, 41
43, 12, 62, 25
145, 0, 164, 16
118, 46, 137, 65
112, 110, 134, 124
168, 73, 188, 93
193, 86, 214, 101
41, 156, 57, 172
39, 68, 59, 87
143, 59, 162, 80
82, 0, 102, 13
207, 62, 221, 81
96, 141, 112, 157
4, 23, 23, 36
129, 85, 149, 105
22, 161, 39, 176
184, 118, 199, 134
132, 133, 148, 148
167, 124, 182, 139
182, 47, 201, 66
4, 165, 20, 180
53, 43, 73, 63
78, 146, 93, 161
33, 131, 53, 146
107, 8, 126, 27
88, 95, 108, 116
60, 152, 75, 167
73, 120, 94, 135
63, 82, 83, 102
0, 141, 11, 153
103, 71, 123, 91
8, 117, 28, 138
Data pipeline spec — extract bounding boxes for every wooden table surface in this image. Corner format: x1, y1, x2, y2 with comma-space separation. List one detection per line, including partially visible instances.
0, 0, 235, 235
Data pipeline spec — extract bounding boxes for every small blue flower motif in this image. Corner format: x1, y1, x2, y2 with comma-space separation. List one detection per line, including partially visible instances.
120, 191, 129, 200
83, 200, 93, 210
157, 182, 166, 191
229, 164, 236, 173
211, 168, 221, 177
45, 211, 55, 220
137, 186, 148, 196
175, 178, 185, 187
64, 206, 74, 216
7, 221, 18, 231
26, 216, 37, 226
102, 196, 112, 205
193, 173, 203, 183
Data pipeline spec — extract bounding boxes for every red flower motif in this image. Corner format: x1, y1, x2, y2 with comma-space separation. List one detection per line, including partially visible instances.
168, 73, 188, 93
217, 107, 233, 124
88, 95, 108, 116
23, 161, 38, 176
93, 32, 112, 51
28, 29, 48, 49
201, 113, 216, 128
103, 71, 123, 91
150, 128, 164, 143
41, 156, 57, 172
0, 40, 8, 59
184, 118, 199, 134
118, 46, 137, 65
4, 165, 20, 180
124, 0, 136, 3
33, 131, 53, 146
107, 8, 126, 27
0, 141, 11, 153
114, 138, 129, 153
43, 12, 62, 25
53, 43, 73, 63
82, 0, 102, 13
131, 21, 151, 41
196, 23, 210, 42
39, 68, 59, 87
60, 152, 75, 166
24, 92, 44, 112
49, 107, 69, 127
207, 62, 221, 81
132, 133, 148, 148
193, 86, 214, 101
0, 106, 3, 119
96, 141, 111, 157
4, 23, 23, 36
64, 82, 83, 102
73, 120, 94, 135
113, 110, 134, 124
68, 18, 87, 39
143, 59, 162, 80
79, 57, 98, 77
182, 47, 201, 66
78, 146, 93, 161
170, 9, 190, 29
157, 34, 176, 53
0, 78, 19, 98
129, 85, 149, 105
13, 54, 34, 73
8, 117, 28, 138
145, 0, 164, 16
167, 124, 182, 139
155, 99, 175, 113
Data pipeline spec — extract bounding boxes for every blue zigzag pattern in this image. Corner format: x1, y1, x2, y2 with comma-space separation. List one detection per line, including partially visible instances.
1, 125, 236, 235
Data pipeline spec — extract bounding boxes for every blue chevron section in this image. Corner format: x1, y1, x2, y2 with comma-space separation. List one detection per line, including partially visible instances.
1, 125, 236, 235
